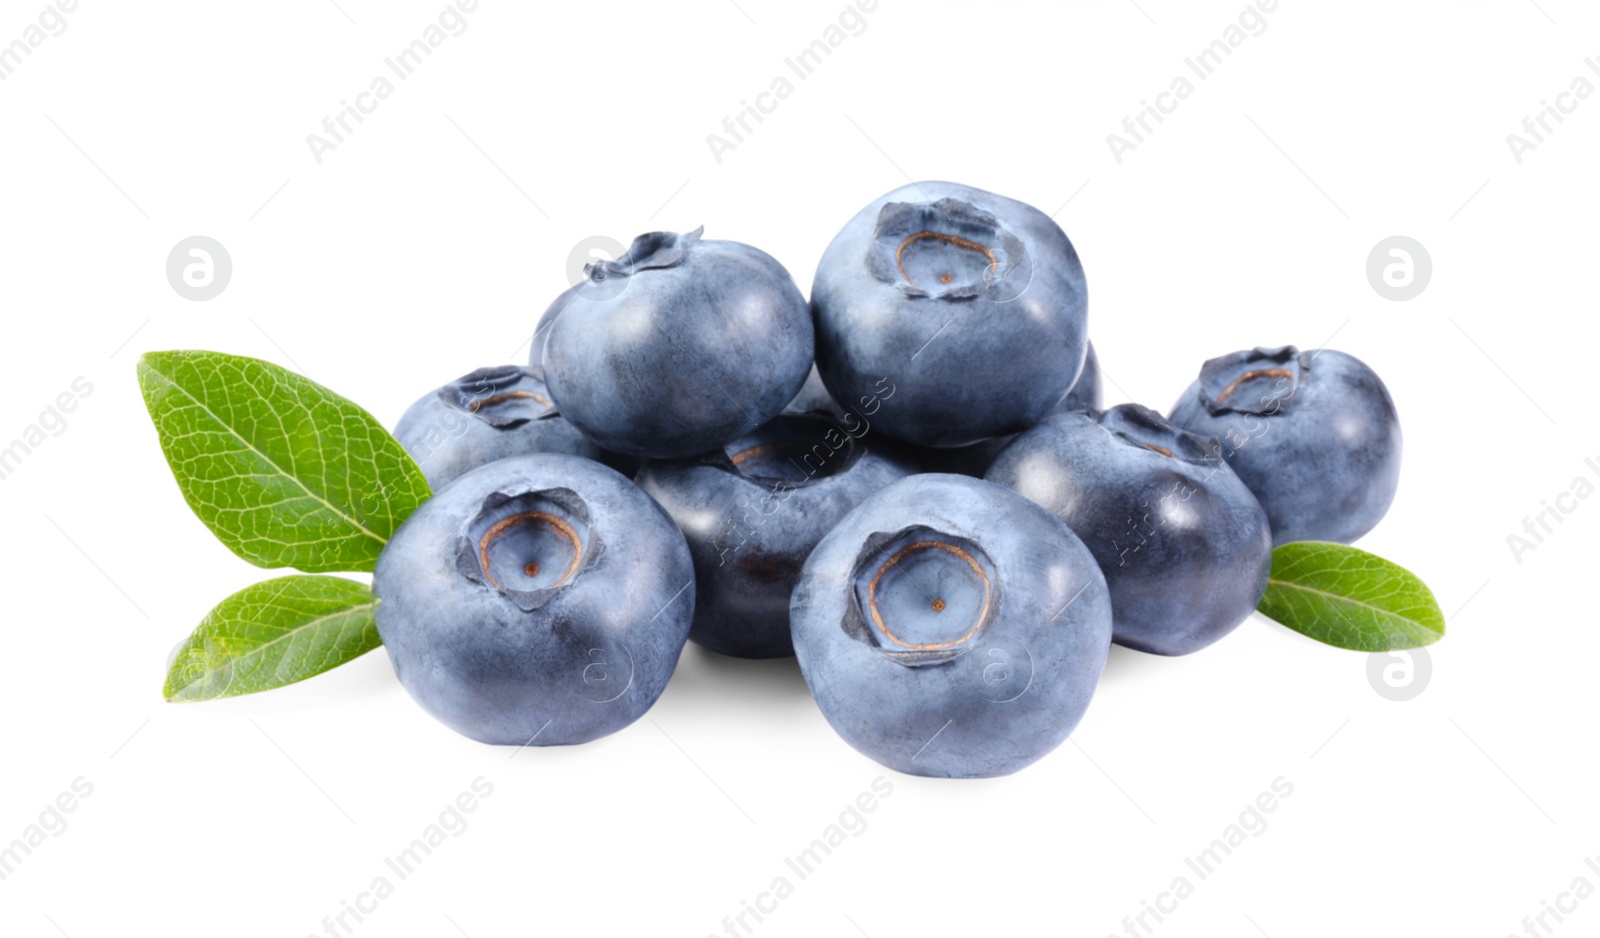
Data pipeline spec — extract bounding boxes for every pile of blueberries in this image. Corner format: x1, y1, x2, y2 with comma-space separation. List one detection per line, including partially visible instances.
376, 181, 1401, 778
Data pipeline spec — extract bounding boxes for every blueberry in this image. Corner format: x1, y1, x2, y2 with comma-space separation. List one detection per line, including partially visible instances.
908, 340, 1106, 478
373, 453, 694, 745
637, 414, 912, 659
986, 405, 1271, 656
540, 227, 814, 460
789, 474, 1112, 778
1168, 346, 1401, 544
810, 181, 1089, 447
393, 365, 613, 490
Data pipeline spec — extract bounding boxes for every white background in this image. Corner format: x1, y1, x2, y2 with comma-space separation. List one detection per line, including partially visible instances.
1, 1, 1595, 936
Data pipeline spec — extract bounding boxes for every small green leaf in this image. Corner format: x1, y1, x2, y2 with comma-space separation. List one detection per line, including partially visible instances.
138, 350, 430, 572
165, 575, 381, 702
1257, 541, 1445, 651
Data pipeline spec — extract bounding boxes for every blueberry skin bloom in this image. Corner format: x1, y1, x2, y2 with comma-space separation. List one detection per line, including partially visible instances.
373, 453, 694, 746
790, 474, 1112, 778
637, 415, 912, 659
810, 181, 1089, 448
987, 405, 1272, 656
1168, 346, 1402, 544
540, 227, 814, 460
393, 365, 609, 490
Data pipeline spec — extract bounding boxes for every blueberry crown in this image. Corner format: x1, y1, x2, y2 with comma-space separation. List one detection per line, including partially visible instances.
840, 525, 1000, 667
455, 486, 606, 612
1196, 345, 1303, 417
584, 226, 705, 283
866, 198, 1029, 300
441, 365, 557, 429
1098, 403, 1218, 465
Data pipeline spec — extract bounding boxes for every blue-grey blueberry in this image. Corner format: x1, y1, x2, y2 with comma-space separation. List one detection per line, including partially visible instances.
790, 474, 1112, 778
540, 227, 813, 460
810, 181, 1089, 448
393, 365, 612, 490
987, 405, 1272, 656
373, 453, 694, 745
1168, 346, 1401, 544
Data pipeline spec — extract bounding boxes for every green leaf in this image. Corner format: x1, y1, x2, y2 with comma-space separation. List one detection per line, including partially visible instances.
1257, 541, 1446, 651
138, 350, 430, 573
165, 575, 381, 702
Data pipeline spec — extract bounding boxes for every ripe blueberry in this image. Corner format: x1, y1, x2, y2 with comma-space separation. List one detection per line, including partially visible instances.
811, 181, 1089, 447
540, 227, 813, 460
393, 365, 609, 490
987, 405, 1272, 656
790, 474, 1112, 777
373, 454, 694, 745
1168, 346, 1401, 544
